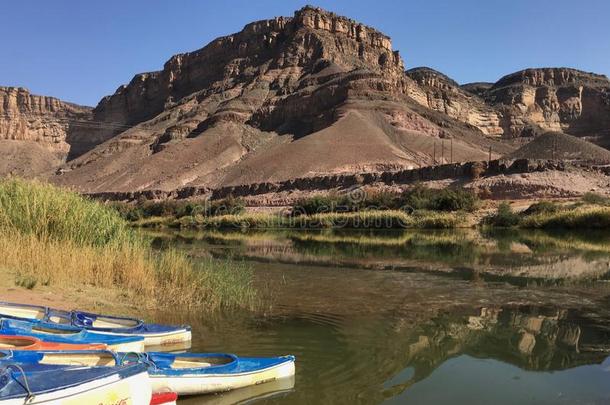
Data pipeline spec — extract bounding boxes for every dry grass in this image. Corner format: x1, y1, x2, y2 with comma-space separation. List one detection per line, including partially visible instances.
0, 179, 257, 310
520, 206, 610, 229
167, 210, 464, 230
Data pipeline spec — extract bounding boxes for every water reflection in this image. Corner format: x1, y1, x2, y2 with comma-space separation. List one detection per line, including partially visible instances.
149, 228, 610, 285
146, 229, 610, 404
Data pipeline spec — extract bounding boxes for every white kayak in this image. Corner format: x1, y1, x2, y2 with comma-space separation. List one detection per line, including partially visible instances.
0, 301, 191, 348
0, 350, 296, 396
0, 363, 151, 405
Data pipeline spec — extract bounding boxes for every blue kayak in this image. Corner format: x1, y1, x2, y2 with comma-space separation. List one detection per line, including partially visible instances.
0, 350, 296, 396
0, 301, 191, 348
0, 318, 145, 353
0, 362, 151, 404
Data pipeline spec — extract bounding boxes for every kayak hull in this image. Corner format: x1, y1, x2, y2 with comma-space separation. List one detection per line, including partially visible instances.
0, 319, 145, 353
0, 364, 151, 405
150, 359, 296, 395
0, 350, 296, 396
0, 301, 191, 347
0, 334, 106, 351
97, 328, 192, 348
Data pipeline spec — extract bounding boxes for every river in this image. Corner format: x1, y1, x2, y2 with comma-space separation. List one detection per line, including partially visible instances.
146, 228, 610, 404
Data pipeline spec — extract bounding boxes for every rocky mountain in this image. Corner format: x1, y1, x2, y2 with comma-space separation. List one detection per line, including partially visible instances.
2, 6, 610, 194
49, 6, 509, 193
0, 87, 93, 175
464, 68, 610, 144
406, 67, 504, 136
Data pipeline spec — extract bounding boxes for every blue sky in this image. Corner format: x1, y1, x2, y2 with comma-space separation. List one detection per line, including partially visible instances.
2, 0, 609, 106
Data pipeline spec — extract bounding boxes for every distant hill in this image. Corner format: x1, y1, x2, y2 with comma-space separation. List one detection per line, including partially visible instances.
506, 132, 610, 162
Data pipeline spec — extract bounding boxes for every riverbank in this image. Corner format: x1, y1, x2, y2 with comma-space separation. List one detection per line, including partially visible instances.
126, 194, 610, 231
0, 179, 257, 311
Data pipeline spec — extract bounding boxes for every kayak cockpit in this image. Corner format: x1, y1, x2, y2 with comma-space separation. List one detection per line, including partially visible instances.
30, 325, 79, 336
38, 352, 117, 367
0, 336, 35, 349
169, 355, 234, 369
0, 304, 46, 321
87, 316, 140, 329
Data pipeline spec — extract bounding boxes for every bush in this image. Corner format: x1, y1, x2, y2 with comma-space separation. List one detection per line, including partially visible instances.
292, 191, 402, 216
520, 206, 610, 229
522, 201, 560, 216
485, 202, 520, 227
401, 185, 478, 212
111, 197, 245, 221
582, 192, 610, 206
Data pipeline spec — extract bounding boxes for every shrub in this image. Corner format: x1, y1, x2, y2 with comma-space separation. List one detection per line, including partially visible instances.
520, 207, 610, 229
401, 185, 478, 212
485, 202, 520, 227
582, 192, 610, 206
111, 197, 245, 221
522, 201, 560, 216
292, 195, 345, 215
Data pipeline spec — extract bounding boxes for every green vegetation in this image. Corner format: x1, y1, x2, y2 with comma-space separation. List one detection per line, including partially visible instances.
161, 210, 463, 230
520, 206, 610, 229
581, 192, 610, 206
485, 194, 610, 229
484, 202, 520, 227
522, 201, 560, 216
112, 196, 245, 222
401, 185, 478, 212
0, 179, 256, 310
292, 186, 478, 215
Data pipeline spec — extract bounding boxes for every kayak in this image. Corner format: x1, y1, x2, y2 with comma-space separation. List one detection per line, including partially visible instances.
0, 350, 296, 396
0, 301, 191, 347
0, 318, 145, 352
127, 352, 296, 395
0, 334, 106, 351
0, 363, 151, 404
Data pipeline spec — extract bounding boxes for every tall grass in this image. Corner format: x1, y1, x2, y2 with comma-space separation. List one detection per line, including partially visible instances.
0, 179, 256, 310
520, 206, 610, 229
0, 179, 132, 246
168, 210, 463, 229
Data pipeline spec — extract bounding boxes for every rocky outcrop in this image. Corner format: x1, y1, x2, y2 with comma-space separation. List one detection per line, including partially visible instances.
406, 68, 504, 136
52, 6, 509, 193
0, 87, 92, 158
91, 5, 407, 142
85, 158, 579, 202
482, 68, 610, 145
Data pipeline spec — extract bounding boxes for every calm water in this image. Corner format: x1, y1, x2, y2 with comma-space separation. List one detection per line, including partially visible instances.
146, 228, 610, 404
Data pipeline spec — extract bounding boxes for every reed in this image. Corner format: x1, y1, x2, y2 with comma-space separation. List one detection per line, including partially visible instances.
0, 179, 132, 246
0, 179, 256, 310
520, 206, 610, 229
168, 210, 463, 230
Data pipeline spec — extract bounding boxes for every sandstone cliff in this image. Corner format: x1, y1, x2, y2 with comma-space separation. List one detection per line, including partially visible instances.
53, 6, 509, 193
0, 86, 92, 158
5, 7, 610, 194
406, 67, 503, 137
475, 68, 610, 145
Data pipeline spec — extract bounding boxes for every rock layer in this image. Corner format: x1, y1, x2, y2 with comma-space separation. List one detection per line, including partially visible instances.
52, 6, 509, 193
477, 68, 610, 145
3, 7, 610, 194
0, 87, 92, 158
